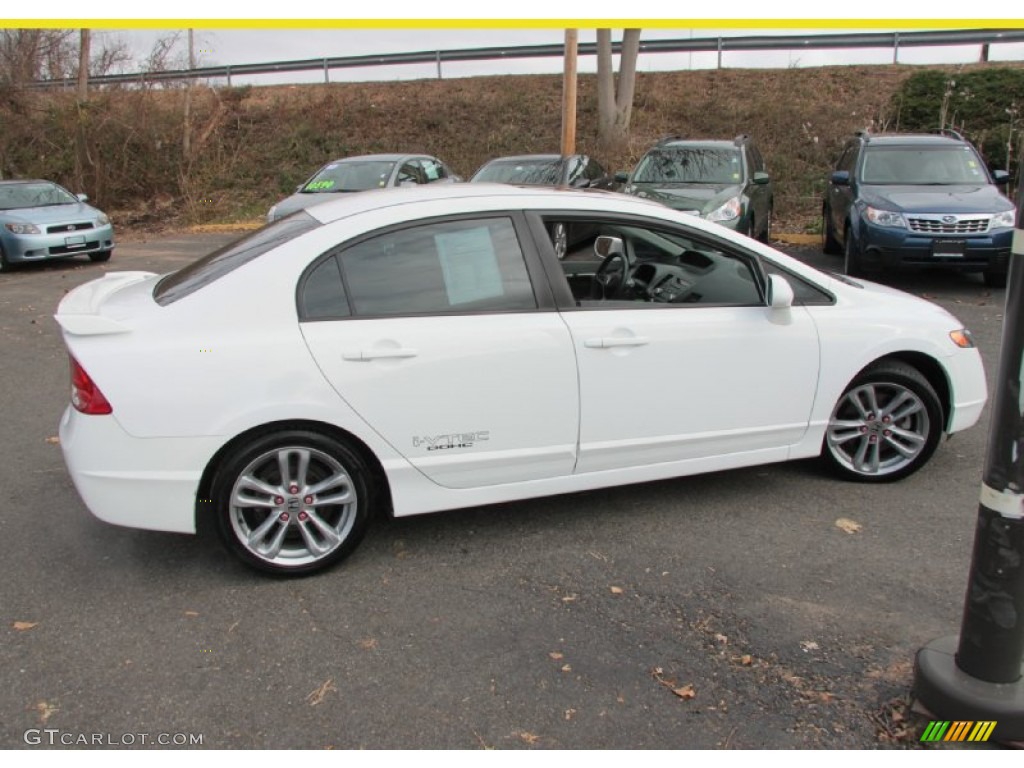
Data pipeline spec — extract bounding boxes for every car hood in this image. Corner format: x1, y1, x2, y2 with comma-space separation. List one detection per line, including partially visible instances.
628, 183, 742, 215
860, 184, 1013, 214
1, 202, 102, 224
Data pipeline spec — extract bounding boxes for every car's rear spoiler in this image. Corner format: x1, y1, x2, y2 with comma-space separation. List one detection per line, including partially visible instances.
54, 271, 156, 336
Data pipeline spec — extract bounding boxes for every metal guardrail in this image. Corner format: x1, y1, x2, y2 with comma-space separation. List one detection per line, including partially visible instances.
32, 27, 1024, 89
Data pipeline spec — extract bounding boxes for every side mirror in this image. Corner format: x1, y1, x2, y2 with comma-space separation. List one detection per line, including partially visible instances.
992, 169, 1010, 185
830, 170, 851, 186
76, 193, 89, 202
594, 235, 625, 260
295, 185, 303, 193
753, 171, 770, 185
768, 274, 794, 309
614, 171, 629, 184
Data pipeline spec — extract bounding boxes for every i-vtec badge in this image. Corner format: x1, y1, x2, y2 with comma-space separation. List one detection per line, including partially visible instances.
413, 431, 490, 451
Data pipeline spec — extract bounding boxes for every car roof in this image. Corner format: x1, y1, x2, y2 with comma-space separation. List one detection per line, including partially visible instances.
482, 154, 565, 163
860, 134, 969, 147
655, 140, 737, 150
301, 182, 650, 225
323, 153, 423, 164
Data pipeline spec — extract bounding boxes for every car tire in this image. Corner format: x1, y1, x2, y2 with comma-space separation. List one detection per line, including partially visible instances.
843, 228, 865, 278
0, 247, 11, 273
212, 429, 375, 576
983, 269, 1008, 289
89, 250, 112, 263
822, 206, 841, 255
759, 206, 773, 243
549, 222, 568, 260
822, 361, 942, 483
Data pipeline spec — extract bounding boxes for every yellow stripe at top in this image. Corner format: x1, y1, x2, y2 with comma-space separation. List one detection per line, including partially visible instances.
3, 18, 1024, 30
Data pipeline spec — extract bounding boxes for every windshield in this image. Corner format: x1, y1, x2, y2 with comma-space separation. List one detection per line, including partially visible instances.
302, 161, 397, 193
0, 182, 78, 210
472, 159, 563, 185
861, 146, 990, 185
633, 148, 742, 184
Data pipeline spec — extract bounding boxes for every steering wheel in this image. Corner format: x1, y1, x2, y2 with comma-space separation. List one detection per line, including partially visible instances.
591, 251, 630, 300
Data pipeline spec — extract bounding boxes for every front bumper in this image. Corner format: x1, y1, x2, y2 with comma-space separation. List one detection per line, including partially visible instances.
859, 222, 1011, 273
59, 406, 221, 535
3, 223, 114, 263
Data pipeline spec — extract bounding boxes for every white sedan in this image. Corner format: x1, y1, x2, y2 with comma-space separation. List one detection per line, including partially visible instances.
55, 185, 987, 575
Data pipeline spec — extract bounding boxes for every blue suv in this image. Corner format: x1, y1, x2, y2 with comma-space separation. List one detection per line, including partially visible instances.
822, 131, 1013, 288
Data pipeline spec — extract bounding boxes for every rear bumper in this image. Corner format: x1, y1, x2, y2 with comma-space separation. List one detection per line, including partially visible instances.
59, 406, 220, 535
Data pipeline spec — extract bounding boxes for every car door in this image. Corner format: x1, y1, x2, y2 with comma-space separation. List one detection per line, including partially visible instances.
298, 214, 579, 489
532, 213, 821, 474
746, 145, 771, 232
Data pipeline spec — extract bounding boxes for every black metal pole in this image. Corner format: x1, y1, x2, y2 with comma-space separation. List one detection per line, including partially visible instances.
913, 161, 1024, 741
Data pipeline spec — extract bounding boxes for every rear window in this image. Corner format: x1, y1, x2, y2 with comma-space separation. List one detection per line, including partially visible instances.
154, 212, 320, 305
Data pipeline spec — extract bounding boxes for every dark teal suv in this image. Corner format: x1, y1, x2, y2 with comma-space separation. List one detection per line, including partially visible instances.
822, 131, 1013, 288
617, 135, 774, 241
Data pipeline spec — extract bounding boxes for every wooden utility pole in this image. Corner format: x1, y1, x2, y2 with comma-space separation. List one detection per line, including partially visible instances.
77, 29, 90, 102
561, 29, 578, 157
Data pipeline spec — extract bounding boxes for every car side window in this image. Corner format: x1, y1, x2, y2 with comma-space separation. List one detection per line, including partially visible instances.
422, 159, 447, 182
397, 162, 424, 185
540, 215, 764, 309
565, 156, 587, 186
338, 217, 537, 317
299, 254, 351, 320
837, 146, 858, 174
583, 158, 605, 182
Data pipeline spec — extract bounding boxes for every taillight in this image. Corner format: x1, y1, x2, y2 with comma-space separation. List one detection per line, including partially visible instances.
70, 356, 112, 415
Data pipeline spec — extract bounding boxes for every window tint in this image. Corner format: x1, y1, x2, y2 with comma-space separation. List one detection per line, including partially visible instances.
583, 158, 605, 182
300, 255, 350, 319
154, 212, 320, 305
760, 261, 834, 306
634, 148, 743, 184
837, 146, 857, 174
397, 162, 424, 185
340, 217, 537, 316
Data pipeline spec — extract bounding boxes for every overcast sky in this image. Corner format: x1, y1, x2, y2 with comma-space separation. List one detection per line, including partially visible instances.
81, 27, 1024, 87
11, 2, 1024, 84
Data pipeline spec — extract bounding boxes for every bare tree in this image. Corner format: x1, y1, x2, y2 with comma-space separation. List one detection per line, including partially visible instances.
596, 29, 641, 154
0, 29, 76, 85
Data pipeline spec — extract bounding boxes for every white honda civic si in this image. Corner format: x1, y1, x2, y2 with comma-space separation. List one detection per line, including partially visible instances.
56, 185, 987, 575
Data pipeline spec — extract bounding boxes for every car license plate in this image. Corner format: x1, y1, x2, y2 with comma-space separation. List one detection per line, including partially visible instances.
64, 235, 86, 248
932, 239, 966, 258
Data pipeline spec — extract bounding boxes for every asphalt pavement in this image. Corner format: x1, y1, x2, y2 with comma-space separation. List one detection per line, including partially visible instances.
0, 232, 1010, 749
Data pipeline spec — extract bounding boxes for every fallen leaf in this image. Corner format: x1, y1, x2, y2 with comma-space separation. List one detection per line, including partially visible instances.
564, 708, 576, 720
518, 731, 540, 745
835, 518, 862, 534
358, 638, 378, 650
183, 610, 199, 617
548, 652, 564, 660
306, 678, 336, 706
13, 621, 38, 631
738, 654, 753, 666
45, 436, 60, 444
561, 595, 578, 603
714, 633, 728, 644
560, 664, 572, 673
800, 640, 820, 652
672, 684, 697, 700
34, 701, 58, 723
609, 586, 624, 595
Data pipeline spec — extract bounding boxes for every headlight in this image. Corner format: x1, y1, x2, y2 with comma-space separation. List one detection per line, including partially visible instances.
706, 196, 741, 222
4, 222, 41, 234
96, 213, 110, 226
991, 209, 1016, 229
864, 206, 906, 228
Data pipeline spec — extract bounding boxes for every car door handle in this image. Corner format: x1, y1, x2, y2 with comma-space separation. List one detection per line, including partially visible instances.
342, 347, 419, 361
583, 337, 650, 349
